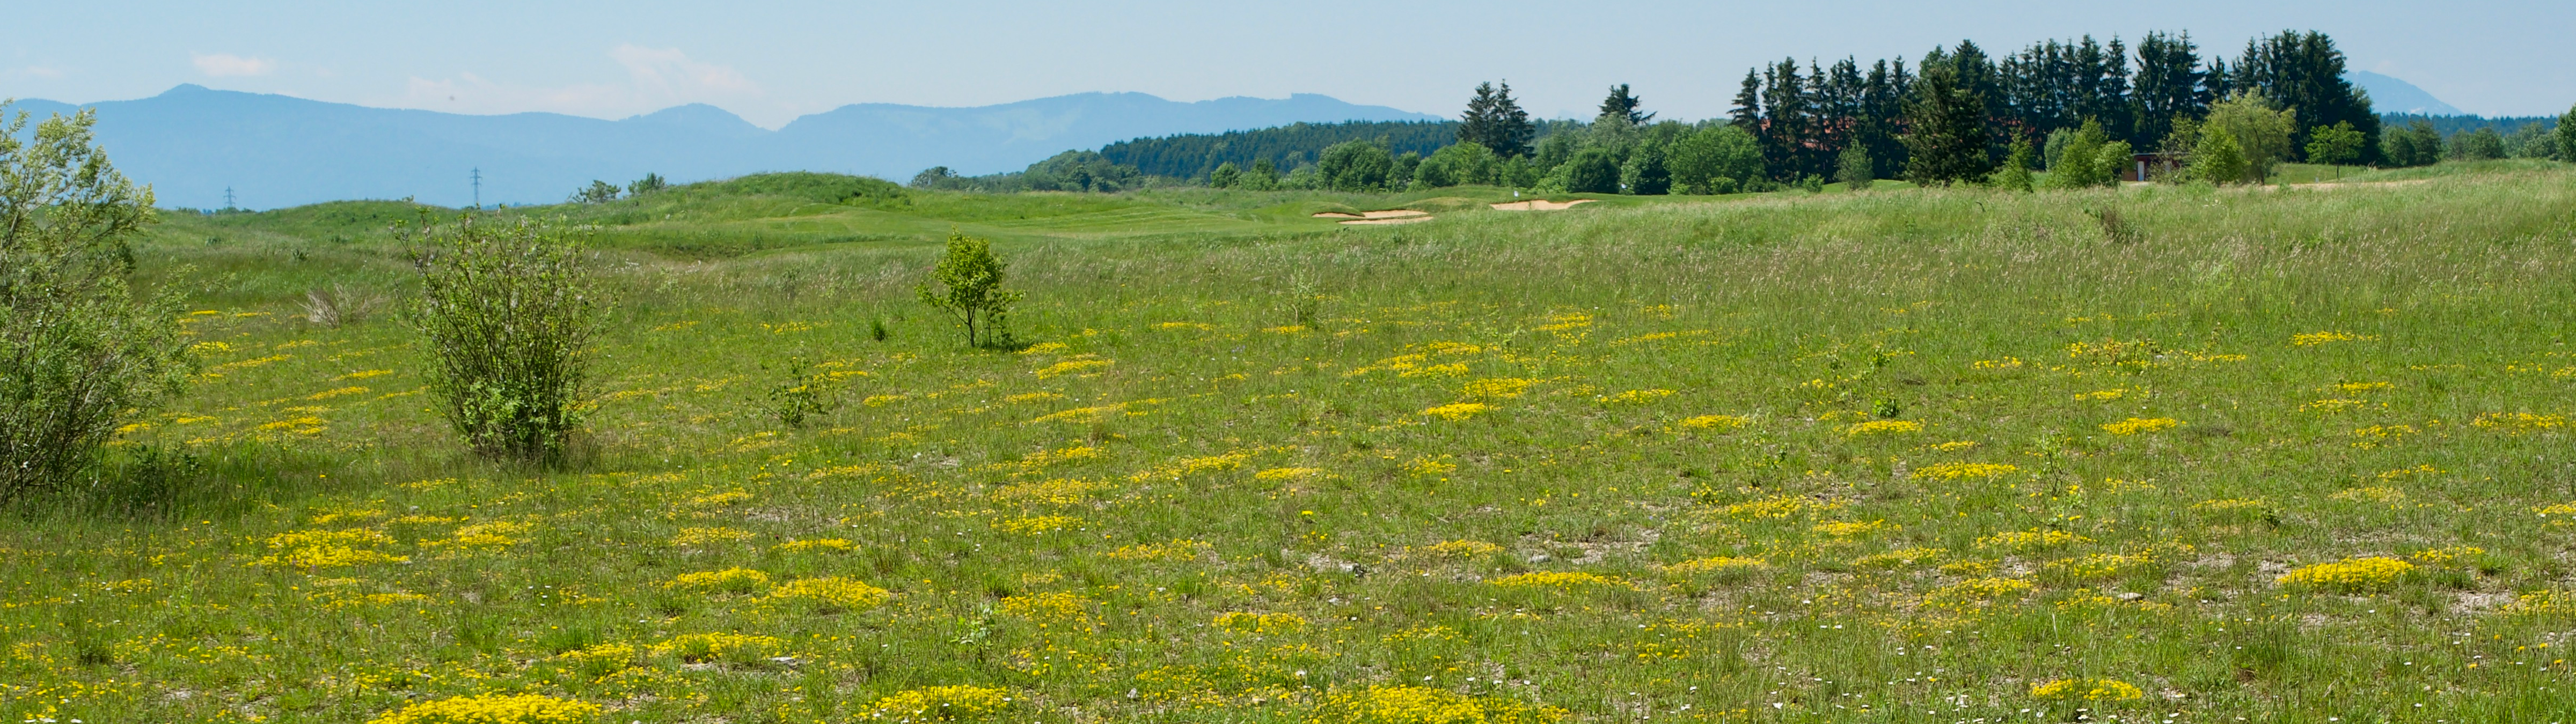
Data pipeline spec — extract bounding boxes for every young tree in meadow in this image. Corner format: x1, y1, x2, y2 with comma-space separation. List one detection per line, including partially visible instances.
1992, 136, 2037, 191
2191, 127, 2250, 184
2203, 93, 2295, 183
1900, 61, 1996, 186
2304, 122, 2366, 168
405, 215, 607, 463
0, 105, 194, 504
1835, 145, 1874, 190
627, 173, 668, 196
918, 231, 1021, 349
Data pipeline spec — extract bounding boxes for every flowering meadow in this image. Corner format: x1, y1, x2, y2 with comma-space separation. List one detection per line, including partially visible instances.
6, 169, 2576, 723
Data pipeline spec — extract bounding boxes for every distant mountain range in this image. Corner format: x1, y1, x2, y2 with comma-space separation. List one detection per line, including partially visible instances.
2350, 71, 2462, 116
3, 85, 1440, 209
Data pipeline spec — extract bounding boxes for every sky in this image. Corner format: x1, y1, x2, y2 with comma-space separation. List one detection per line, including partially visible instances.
5, 1, 2570, 128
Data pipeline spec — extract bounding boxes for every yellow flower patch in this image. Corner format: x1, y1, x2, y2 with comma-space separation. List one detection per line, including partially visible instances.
1489, 571, 1636, 590
1462, 378, 1536, 399
1812, 520, 1890, 537
2408, 546, 2484, 566
1844, 419, 1921, 436
764, 577, 891, 611
255, 529, 408, 569
1975, 528, 2092, 551
860, 685, 1015, 722
772, 538, 855, 553
1851, 548, 1945, 570
1420, 402, 1492, 420
1255, 467, 1326, 481
671, 527, 755, 546
994, 515, 1082, 534
367, 693, 600, 724
1034, 358, 1113, 379
652, 632, 787, 664
2473, 412, 2567, 433
1104, 539, 1210, 561
1679, 414, 1748, 431
2029, 678, 2143, 701
2278, 557, 2414, 590
662, 567, 771, 594
1722, 494, 1842, 519
1213, 611, 1308, 633
1418, 540, 1503, 558
1602, 388, 1675, 404
1912, 462, 2021, 481
1662, 556, 1766, 574
1311, 685, 1565, 724
2291, 331, 2375, 346
2099, 417, 2180, 435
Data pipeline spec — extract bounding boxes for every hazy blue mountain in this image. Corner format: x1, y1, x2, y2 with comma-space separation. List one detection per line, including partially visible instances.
2351, 71, 2462, 116
1, 85, 1438, 209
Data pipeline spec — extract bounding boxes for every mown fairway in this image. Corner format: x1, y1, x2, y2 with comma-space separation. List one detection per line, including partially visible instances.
8, 165, 2576, 723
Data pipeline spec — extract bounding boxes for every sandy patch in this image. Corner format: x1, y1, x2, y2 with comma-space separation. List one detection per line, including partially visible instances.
1310, 211, 1364, 219
1339, 216, 1433, 225
1490, 199, 1596, 211
1359, 209, 1429, 219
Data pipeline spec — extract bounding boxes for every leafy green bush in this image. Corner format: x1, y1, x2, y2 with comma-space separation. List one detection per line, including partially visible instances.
0, 106, 194, 505
918, 232, 1021, 349
402, 216, 607, 462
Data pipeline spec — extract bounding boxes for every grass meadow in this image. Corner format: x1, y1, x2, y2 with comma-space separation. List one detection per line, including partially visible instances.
7, 164, 2576, 723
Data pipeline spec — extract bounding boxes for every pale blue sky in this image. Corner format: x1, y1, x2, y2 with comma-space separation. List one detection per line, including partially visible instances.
5, 1, 2568, 128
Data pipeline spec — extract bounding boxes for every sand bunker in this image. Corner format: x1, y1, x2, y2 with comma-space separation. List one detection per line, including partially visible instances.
1313, 209, 1430, 220
1490, 199, 1596, 211
1338, 216, 1433, 226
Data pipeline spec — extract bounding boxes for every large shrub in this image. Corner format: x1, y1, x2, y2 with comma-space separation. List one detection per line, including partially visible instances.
0, 105, 193, 505
403, 216, 606, 462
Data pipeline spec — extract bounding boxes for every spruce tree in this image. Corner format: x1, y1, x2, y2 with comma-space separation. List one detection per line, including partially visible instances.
1730, 69, 1764, 131
1458, 83, 1498, 152
1599, 84, 1652, 125
1900, 61, 1996, 186
1489, 82, 1534, 159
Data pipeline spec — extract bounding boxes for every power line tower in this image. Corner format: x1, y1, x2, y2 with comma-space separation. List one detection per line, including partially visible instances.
223, 187, 236, 211
471, 168, 482, 209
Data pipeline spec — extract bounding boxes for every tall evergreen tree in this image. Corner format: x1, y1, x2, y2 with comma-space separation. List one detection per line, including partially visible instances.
2231, 31, 2378, 161
1458, 82, 1499, 152
1759, 59, 1814, 180
1454, 81, 1535, 159
1730, 69, 1765, 130
1901, 59, 1996, 186
1488, 82, 1534, 158
2133, 31, 2209, 149
1599, 84, 1653, 125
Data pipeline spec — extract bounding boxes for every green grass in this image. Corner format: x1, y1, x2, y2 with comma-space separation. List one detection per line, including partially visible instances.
10, 165, 2576, 723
